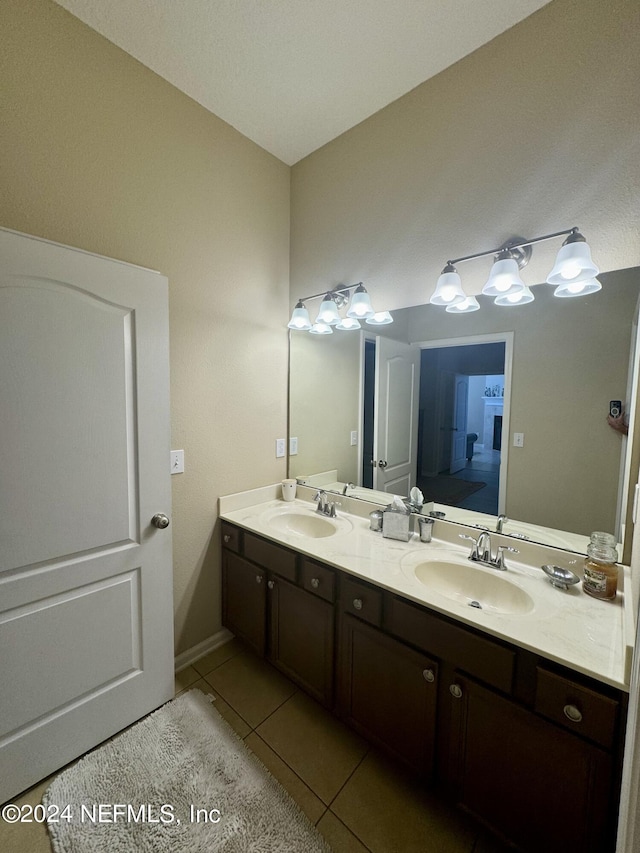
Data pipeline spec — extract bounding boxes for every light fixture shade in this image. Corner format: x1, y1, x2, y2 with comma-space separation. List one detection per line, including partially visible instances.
366, 311, 394, 326
315, 293, 341, 325
482, 253, 526, 297
346, 284, 375, 319
336, 317, 362, 331
494, 286, 535, 307
553, 278, 602, 298
309, 321, 333, 335
287, 300, 312, 330
546, 232, 599, 286
430, 265, 466, 306
445, 296, 480, 314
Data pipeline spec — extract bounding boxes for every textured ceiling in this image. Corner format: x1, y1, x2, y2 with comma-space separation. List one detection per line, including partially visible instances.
54, 0, 552, 165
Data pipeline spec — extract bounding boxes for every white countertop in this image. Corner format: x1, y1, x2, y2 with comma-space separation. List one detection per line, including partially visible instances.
219, 487, 634, 692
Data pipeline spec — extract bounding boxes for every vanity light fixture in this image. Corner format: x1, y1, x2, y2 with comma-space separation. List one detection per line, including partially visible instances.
431, 227, 601, 311
287, 299, 312, 331
288, 282, 393, 333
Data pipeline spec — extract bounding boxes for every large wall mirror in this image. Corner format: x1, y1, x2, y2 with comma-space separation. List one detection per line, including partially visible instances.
289, 267, 640, 556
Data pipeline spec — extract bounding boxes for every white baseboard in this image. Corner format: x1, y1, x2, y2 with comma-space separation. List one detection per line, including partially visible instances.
174, 627, 234, 673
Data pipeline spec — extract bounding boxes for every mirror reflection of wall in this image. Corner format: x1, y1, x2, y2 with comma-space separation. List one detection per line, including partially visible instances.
289, 267, 640, 548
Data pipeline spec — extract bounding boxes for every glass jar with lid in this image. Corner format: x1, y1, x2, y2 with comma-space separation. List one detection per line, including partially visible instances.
582, 531, 618, 600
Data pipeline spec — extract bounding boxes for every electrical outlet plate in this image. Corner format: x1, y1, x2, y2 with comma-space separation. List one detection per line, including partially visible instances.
289, 437, 298, 455
170, 449, 184, 474
276, 438, 286, 458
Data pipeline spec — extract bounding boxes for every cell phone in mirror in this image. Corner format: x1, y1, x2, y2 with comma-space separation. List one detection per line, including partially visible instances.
609, 400, 622, 418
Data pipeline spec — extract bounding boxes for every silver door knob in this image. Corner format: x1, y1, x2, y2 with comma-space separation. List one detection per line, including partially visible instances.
378, 460, 388, 469
151, 513, 170, 529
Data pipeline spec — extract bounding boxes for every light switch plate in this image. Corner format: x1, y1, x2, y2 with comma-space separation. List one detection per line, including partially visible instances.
350, 430, 358, 446
513, 433, 524, 447
289, 437, 298, 455
276, 438, 286, 458
170, 449, 184, 474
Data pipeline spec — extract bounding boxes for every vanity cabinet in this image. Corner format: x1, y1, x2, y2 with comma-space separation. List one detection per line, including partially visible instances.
338, 612, 439, 775
447, 673, 613, 853
221, 523, 335, 706
221, 521, 625, 851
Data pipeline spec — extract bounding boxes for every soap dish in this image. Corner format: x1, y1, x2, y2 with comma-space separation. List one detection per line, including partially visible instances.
542, 564, 580, 590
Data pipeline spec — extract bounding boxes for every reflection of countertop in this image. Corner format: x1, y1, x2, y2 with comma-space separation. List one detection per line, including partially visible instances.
220, 486, 634, 691
310, 478, 593, 554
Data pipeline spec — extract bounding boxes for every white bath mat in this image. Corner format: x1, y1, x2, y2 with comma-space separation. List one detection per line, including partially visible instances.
42, 689, 330, 852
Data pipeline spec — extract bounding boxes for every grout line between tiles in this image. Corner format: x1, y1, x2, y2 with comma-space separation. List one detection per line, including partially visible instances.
325, 808, 375, 853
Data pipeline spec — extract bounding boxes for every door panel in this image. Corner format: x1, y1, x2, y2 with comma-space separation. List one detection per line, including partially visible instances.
0, 228, 173, 802
374, 337, 420, 494
449, 373, 469, 474
1, 284, 136, 570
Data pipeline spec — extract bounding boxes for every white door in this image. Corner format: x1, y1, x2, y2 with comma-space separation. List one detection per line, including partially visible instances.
0, 229, 174, 803
449, 374, 469, 474
373, 336, 420, 495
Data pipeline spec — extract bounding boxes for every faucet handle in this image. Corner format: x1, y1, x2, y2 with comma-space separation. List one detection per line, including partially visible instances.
459, 533, 479, 558
495, 544, 519, 570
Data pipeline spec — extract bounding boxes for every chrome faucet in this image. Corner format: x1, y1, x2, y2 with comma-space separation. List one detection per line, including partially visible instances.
342, 482, 355, 496
459, 532, 519, 571
314, 489, 340, 518
496, 514, 508, 533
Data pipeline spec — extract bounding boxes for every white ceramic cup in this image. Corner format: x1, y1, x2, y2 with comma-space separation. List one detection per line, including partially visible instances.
281, 479, 297, 501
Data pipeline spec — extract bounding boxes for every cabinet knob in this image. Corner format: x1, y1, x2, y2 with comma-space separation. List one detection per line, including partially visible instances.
256, 575, 263, 584
563, 704, 583, 723
311, 578, 320, 589
268, 580, 275, 590
353, 598, 363, 611
449, 683, 463, 699
423, 669, 435, 683
223, 534, 231, 543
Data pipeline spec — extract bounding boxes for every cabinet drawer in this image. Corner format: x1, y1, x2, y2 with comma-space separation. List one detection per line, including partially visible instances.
244, 532, 297, 582
386, 595, 515, 695
341, 576, 382, 627
221, 522, 242, 553
300, 559, 335, 602
534, 668, 619, 750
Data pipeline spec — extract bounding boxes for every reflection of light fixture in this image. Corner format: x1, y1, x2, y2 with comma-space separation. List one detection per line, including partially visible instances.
336, 317, 362, 331
309, 321, 332, 335
446, 295, 480, 313
366, 311, 393, 325
288, 282, 393, 334
553, 278, 602, 298
494, 285, 535, 306
432, 227, 601, 311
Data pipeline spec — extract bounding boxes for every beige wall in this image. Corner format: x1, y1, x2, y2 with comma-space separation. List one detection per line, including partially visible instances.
291, 0, 640, 310
0, 0, 290, 656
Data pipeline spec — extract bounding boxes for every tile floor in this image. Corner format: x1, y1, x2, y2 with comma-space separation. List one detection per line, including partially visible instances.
2, 638, 508, 853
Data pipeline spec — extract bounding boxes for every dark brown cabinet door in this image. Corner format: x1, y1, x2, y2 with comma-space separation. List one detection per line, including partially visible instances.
338, 614, 438, 777
268, 575, 334, 707
222, 550, 266, 656
447, 675, 614, 853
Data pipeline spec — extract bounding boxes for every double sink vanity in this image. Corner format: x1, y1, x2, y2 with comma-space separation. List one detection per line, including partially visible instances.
219, 484, 635, 852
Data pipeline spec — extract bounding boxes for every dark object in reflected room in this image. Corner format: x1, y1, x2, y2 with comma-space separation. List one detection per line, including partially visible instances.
466, 432, 478, 460
493, 415, 503, 451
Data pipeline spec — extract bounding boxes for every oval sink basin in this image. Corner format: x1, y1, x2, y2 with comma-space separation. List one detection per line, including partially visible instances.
266, 511, 347, 539
410, 560, 534, 615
